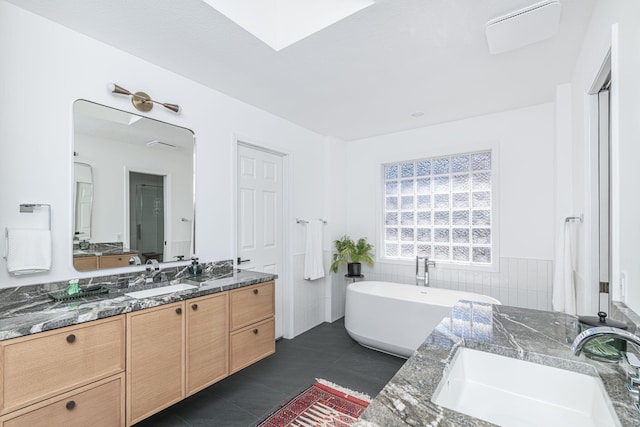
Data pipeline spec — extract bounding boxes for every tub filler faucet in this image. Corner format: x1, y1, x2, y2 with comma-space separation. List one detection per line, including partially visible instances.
416, 256, 436, 286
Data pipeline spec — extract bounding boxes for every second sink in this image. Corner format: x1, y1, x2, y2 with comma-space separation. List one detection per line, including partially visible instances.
125, 283, 197, 299
432, 347, 620, 427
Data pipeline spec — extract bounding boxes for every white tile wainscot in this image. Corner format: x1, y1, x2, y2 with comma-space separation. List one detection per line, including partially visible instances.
360, 257, 553, 311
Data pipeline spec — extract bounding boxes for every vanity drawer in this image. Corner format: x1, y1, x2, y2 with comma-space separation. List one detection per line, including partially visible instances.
229, 281, 275, 331
229, 317, 275, 373
0, 316, 125, 414
99, 254, 131, 269
73, 256, 98, 271
0, 374, 124, 427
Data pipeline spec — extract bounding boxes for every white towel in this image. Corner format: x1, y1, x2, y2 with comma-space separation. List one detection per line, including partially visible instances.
5, 228, 52, 275
303, 220, 325, 280
552, 221, 576, 315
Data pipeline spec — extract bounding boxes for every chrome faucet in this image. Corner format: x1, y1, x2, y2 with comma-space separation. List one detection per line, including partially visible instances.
416, 256, 436, 286
571, 326, 640, 412
145, 259, 164, 283
570, 326, 640, 356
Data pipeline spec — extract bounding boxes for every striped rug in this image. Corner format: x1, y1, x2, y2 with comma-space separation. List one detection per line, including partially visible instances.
257, 379, 371, 427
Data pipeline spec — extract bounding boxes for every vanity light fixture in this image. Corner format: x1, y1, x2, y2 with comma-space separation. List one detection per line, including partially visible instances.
107, 83, 181, 114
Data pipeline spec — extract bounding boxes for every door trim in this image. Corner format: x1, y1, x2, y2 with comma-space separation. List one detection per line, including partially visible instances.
233, 134, 292, 339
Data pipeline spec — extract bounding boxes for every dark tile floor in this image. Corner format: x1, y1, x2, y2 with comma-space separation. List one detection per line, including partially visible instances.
135, 318, 405, 427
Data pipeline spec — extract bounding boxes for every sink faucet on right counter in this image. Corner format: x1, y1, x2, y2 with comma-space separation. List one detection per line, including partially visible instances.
572, 326, 640, 413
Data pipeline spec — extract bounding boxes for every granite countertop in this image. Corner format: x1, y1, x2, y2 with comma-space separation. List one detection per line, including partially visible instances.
355, 301, 640, 427
0, 263, 276, 341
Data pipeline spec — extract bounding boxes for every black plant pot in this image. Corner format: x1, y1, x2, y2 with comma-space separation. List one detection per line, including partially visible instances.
347, 262, 361, 277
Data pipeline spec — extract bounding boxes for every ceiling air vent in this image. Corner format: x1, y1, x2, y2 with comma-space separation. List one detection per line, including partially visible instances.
486, 0, 561, 55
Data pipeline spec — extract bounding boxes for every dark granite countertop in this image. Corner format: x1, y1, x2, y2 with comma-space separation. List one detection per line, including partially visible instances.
355, 302, 640, 427
0, 261, 276, 341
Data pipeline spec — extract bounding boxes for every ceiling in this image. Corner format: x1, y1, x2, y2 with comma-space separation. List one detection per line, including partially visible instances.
9, 0, 595, 141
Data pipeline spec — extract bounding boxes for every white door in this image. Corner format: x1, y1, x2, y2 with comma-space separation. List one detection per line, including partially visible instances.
237, 144, 284, 338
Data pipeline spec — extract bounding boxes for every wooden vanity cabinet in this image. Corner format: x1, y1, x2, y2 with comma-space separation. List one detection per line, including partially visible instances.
0, 316, 125, 416
73, 254, 132, 271
127, 293, 230, 424
229, 281, 275, 373
0, 280, 272, 427
126, 302, 185, 426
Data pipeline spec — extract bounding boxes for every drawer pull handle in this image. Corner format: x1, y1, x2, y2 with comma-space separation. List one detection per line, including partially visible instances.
253, 289, 259, 295
253, 329, 259, 334
176, 308, 182, 315
66, 400, 76, 410
192, 303, 198, 310
66, 334, 76, 343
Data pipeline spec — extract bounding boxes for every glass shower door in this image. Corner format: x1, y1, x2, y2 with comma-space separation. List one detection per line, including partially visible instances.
135, 183, 165, 263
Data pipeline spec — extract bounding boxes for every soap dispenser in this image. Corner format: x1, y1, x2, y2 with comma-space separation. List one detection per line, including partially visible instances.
189, 256, 202, 276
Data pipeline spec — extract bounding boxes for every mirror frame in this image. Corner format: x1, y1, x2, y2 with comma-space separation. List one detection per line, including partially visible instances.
72, 99, 196, 272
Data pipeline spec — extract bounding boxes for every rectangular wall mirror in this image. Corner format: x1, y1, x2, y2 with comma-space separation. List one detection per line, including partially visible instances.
73, 99, 195, 272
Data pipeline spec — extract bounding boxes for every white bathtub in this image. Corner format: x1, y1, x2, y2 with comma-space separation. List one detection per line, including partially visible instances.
345, 281, 500, 358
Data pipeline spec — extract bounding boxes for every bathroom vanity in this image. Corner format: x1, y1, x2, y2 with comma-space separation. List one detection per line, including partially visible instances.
353, 301, 640, 427
0, 265, 276, 426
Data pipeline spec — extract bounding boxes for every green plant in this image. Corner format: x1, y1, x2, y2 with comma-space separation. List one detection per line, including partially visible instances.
330, 235, 374, 273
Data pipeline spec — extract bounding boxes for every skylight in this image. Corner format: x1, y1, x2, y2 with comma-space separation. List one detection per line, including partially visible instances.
203, 0, 374, 51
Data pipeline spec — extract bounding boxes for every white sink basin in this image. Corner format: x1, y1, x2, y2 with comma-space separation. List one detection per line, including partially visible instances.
125, 283, 197, 299
432, 348, 620, 427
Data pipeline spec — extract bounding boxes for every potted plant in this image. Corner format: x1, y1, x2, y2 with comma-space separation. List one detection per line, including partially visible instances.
330, 235, 374, 276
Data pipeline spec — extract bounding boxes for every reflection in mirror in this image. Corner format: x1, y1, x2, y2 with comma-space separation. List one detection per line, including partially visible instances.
74, 162, 93, 242
73, 100, 195, 272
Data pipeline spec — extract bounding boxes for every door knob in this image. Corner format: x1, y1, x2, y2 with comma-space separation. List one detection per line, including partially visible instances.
237, 257, 251, 264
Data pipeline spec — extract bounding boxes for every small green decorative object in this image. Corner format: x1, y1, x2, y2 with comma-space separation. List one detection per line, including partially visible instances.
66, 279, 81, 296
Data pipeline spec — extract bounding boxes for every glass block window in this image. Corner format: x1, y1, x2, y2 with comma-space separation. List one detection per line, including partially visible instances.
383, 151, 492, 265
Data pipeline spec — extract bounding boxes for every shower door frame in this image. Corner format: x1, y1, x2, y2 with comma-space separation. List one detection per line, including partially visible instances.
125, 167, 172, 263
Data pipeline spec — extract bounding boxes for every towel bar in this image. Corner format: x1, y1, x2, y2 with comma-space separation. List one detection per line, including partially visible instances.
565, 214, 583, 223
19, 203, 51, 230
296, 218, 327, 224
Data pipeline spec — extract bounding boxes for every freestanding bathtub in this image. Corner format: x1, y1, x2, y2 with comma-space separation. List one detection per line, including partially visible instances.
345, 281, 500, 358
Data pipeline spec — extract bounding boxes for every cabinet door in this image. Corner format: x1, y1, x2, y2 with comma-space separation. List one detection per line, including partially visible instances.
126, 302, 185, 425
186, 293, 229, 395
229, 281, 275, 330
1, 316, 124, 414
0, 374, 124, 427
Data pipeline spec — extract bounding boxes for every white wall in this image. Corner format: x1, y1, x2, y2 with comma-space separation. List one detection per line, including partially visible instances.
343, 104, 556, 310
569, 0, 640, 315
0, 1, 337, 337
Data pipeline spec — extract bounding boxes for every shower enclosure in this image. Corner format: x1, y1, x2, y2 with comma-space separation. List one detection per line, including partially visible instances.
129, 172, 165, 263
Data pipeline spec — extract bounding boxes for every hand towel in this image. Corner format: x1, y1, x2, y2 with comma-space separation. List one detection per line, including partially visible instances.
552, 221, 576, 315
304, 219, 325, 280
5, 228, 52, 275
